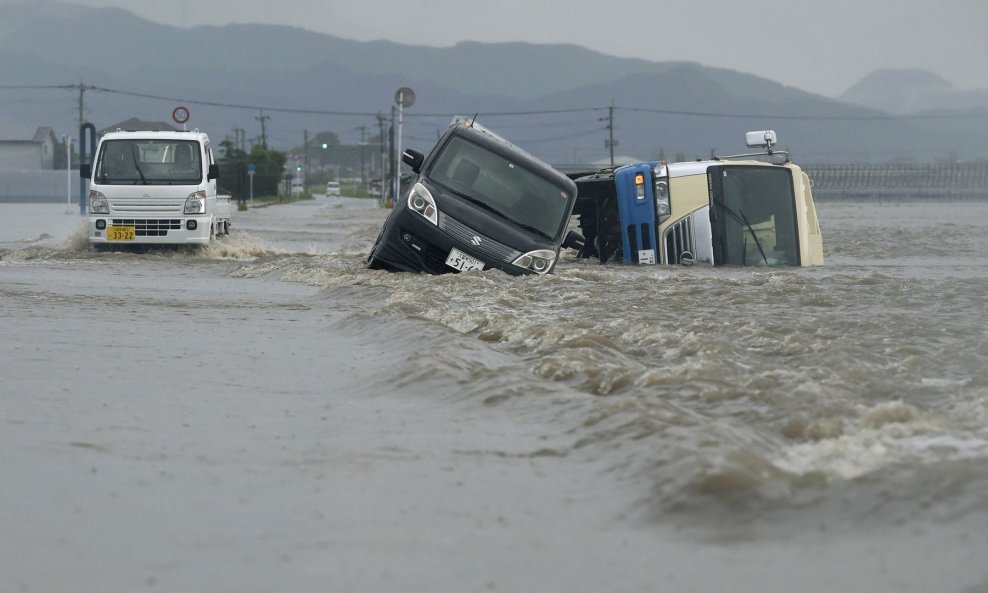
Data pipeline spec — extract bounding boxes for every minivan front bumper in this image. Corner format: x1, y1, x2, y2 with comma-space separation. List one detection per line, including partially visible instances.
370, 205, 541, 276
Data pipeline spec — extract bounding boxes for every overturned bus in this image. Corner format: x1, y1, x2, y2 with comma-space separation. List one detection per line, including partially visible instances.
570, 131, 824, 267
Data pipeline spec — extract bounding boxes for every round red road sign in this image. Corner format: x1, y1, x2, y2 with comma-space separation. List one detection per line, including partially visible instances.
172, 106, 190, 124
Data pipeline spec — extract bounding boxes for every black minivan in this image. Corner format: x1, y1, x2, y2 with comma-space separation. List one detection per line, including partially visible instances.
367, 121, 582, 275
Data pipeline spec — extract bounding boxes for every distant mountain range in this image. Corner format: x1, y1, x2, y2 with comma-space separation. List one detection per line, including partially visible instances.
841, 69, 988, 115
1, 0, 986, 164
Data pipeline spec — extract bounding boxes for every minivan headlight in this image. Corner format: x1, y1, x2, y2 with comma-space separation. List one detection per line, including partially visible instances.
407, 182, 438, 225
89, 190, 109, 214
184, 191, 206, 214
512, 249, 556, 275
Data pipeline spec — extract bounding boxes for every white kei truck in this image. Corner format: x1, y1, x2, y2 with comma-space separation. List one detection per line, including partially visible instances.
80, 130, 232, 247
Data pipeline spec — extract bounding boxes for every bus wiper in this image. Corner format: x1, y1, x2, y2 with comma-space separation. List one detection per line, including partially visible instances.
738, 208, 769, 266
713, 200, 769, 265
130, 144, 147, 185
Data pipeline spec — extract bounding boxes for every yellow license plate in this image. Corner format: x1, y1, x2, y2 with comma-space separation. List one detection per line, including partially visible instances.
107, 226, 136, 241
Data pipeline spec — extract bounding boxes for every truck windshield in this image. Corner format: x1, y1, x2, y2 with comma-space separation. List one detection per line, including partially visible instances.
709, 165, 800, 266
428, 136, 572, 240
95, 140, 202, 185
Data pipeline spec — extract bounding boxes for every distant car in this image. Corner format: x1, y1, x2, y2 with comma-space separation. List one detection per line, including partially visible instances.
326, 181, 341, 197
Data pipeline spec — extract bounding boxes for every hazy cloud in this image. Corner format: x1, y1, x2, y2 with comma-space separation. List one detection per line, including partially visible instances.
40, 0, 988, 97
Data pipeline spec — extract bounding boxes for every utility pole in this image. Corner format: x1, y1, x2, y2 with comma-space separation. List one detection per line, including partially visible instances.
389, 105, 396, 206
77, 80, 86, 132
231, 127, 245, 152
303, 128, 309, 186
255, 111, 269, 148
376, 111, 387, 205
600, 101, 617, 168
356, 124, 368, 189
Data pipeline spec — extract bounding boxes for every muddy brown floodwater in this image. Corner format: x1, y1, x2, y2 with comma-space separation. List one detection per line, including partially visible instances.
2, 197, 987, 593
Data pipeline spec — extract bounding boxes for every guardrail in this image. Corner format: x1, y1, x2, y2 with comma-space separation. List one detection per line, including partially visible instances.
803, 162, 988, 201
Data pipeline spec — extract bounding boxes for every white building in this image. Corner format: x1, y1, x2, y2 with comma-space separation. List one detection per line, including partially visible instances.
0, 126, 59, 170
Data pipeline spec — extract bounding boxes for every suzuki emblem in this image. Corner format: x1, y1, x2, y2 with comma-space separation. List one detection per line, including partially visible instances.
471, 236, 482, 246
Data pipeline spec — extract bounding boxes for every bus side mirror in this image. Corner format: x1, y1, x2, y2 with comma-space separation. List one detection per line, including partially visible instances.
208, 164, 220, 181
80, 164, 91, 179
402, 149, 424, 174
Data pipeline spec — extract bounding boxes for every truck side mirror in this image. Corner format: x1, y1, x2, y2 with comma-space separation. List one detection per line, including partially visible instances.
207, 164, 220, 181
402, 149, 424, 174
79, 163, 91, 179
562, 229, 585, 251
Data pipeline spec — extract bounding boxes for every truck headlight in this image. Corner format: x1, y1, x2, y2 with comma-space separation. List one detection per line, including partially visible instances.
89, 190, 109, 214
407, 182, 438, 225
184, 191, 206, 214
512, 249, 556, 274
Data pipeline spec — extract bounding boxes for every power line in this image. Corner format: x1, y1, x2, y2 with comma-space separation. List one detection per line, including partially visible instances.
4, 82, 988, 121
0, 84, 77, 90
618, 105, 988, 121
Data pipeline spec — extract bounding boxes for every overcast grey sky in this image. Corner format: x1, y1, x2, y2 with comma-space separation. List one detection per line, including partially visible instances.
64, 0, 988, 97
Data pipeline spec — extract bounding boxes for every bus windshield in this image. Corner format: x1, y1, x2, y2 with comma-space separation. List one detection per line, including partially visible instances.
709, 165, 800, 266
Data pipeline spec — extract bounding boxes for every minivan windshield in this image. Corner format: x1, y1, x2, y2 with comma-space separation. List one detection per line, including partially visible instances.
95, 139, 202, 185
709, 165, 800, 266
428, 136, 572, 240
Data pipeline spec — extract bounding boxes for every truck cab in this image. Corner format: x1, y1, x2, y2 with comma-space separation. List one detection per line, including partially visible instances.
81, 130, 231, 246
571, 131, 823, 267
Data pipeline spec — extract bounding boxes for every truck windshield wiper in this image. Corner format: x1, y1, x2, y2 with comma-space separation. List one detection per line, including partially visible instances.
713, 200, 769, 265
130, 144, 147, 185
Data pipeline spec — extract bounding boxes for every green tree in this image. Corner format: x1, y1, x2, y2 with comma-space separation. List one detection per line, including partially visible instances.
217, 140, 286, 201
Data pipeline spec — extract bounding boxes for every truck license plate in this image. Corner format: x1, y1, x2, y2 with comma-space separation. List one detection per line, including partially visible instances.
107, 226, 136, 241
445, 247, 485, 272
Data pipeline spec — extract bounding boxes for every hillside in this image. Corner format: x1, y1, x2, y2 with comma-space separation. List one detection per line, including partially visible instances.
841, 68, 988, 115
1, 1, 986, 164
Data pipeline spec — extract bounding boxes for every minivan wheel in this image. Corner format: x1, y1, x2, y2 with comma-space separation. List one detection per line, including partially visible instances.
367, 255, 390, 270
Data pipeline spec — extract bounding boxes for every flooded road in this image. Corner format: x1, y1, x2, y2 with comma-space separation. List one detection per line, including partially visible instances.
2, 197, 987, 592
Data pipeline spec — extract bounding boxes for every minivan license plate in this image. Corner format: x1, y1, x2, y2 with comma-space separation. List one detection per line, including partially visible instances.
445, 247, 485, 272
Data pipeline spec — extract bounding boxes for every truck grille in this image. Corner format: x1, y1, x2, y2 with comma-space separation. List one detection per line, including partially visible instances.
108, 200, 183, 214
664, 215, 695, 264
111, 218, 181, 237
438, 213, 522, 263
